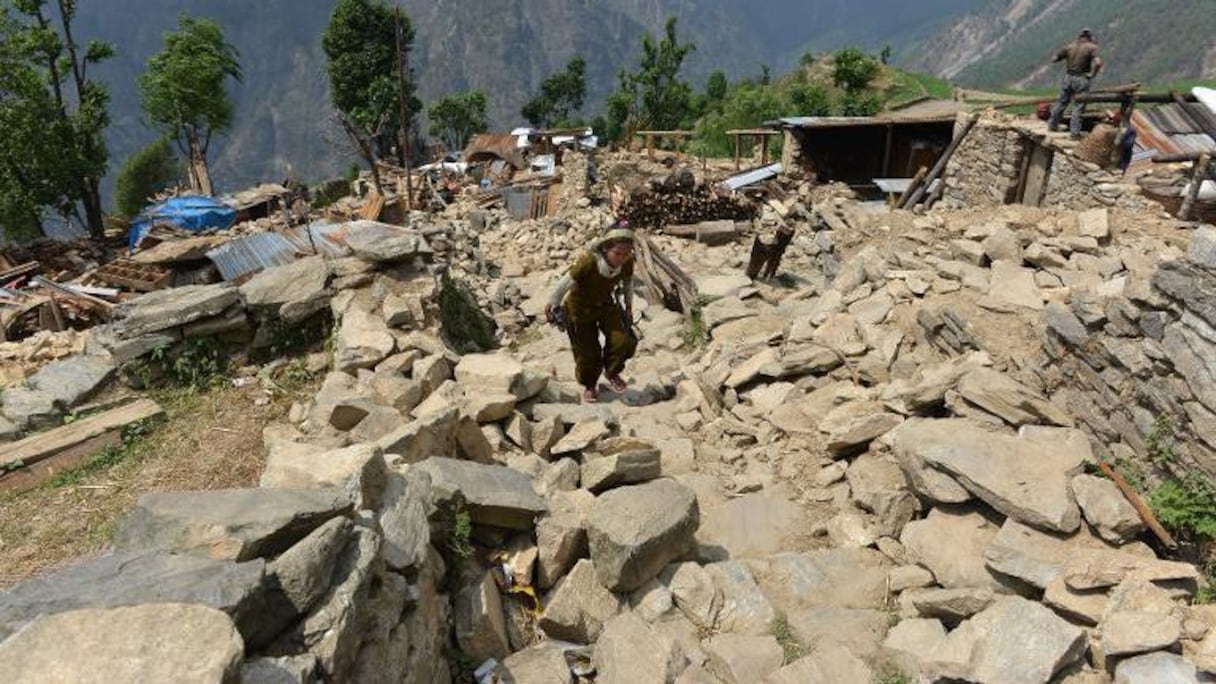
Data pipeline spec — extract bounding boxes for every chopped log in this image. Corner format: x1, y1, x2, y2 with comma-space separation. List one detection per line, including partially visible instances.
633, 233, 699, 315
0, 399, 164, 493
0, 261, 40, 283
746, 226, 795, 280
664, 220, 744, 246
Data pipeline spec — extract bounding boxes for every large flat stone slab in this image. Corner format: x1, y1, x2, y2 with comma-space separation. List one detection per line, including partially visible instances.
0, 603, 243, 684
26, 354, 115, 409
893, 419, 1086, 533
114, 282, 241, 338
746, 548, 890, 611
342, 221, 432, 262
0, 551, 267, 644
901, 507, 1008, 591
415, 457, 546, 530
696, 492, 807, 562
240, 256, 331, 323
114, 488, 353, 561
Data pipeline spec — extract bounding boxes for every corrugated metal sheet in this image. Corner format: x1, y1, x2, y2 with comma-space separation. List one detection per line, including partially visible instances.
1132, 104, 1216, 160
206, 232, 297, 282
283, 221, 350, 259
770, 112, 957, 128
721, 163, 783, 191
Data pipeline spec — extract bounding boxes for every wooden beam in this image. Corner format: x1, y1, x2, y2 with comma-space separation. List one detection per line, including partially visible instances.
1181, 153, 1212, 221
905, 114, 979, 209
896, 166, 929, 209
1096, 460, 1176, 550
0, 399, 164, 492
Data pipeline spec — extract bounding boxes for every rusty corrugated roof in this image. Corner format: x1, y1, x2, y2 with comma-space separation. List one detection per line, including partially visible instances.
463, 133, 526, 169
1132, 103, 1216, 159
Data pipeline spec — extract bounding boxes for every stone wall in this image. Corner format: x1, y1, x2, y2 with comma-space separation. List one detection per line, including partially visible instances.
943, 114, 1156, 213
1042, 228, 1216, 478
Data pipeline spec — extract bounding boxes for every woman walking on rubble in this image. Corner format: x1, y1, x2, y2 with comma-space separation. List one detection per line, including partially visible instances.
545, 224, 638, 403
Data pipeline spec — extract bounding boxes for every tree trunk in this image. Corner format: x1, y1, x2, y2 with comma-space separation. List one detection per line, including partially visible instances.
186, 129, 214, 196
81, 177, 105, 240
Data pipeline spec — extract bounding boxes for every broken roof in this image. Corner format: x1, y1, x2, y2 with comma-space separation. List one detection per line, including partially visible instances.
769, 103, 962, 130
222, 183, 289, 211
1132, 102, 1216, 158
464, 133, 527, 169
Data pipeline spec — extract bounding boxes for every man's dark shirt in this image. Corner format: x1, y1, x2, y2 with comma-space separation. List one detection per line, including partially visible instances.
1056, 40, 1100, 76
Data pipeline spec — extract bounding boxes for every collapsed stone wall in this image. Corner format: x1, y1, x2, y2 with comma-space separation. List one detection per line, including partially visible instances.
1043, 229, 1216, 478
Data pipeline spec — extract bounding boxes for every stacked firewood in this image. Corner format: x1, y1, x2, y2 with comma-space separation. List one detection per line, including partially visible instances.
618, 170, 756, 229
632, 233, 699, 315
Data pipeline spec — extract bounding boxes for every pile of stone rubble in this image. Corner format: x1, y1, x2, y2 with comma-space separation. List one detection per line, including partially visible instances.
3, 153, 1216, 684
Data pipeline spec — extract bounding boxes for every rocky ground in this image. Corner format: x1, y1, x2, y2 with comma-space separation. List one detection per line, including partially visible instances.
2, 151, 1216, 683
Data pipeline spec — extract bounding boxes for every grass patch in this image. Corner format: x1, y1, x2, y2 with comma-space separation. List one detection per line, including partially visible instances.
771, 613, 806, 664
681, 306, 709, 350
46, 415, 165, 489
1150, 473, 1216, 540
873, 665, 912, 684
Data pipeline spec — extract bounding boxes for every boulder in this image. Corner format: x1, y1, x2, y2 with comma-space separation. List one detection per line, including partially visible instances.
955, 368, 1073, 427
696, 492, 805, 562
888, 421, 972, 504
663, 562, 722, 630
260, 444, 388, 509
1102, 611, 1182, 657
378, 469, 434, 572
415, 457, 546, 530
747, 548, 890, 611
764, 645, 873, 684
593, 612, 683, 684
581, 441, 662, 492
901, 507, 1007, 591
536, 490, 594, 589
455, 352, 525, 395
882, 618, 948, 679
906, 587, 996, 621
114, 282, 240, 337
928, 596, 1087, 684
335, 307, 396, 373
984, 260, 1043, 311
412, 353, 452, 395
376, 407, 459, 464
26, 354, 115, 409
822, 408, 904, 457
705, 560, 775, 636
893, 419, 1086, 533
531, 414, 566, 459
550, 418, 611, 456
240, 256, 330, 323
538, 559, 622, 643
984, 518, 1116, 590
114, 488, 354, 561
0, 604, 243, 684
0, 551, 267, 645
705, 634, 784, 684
587, 479, 701, 592
1114, 651, 1200, 684
498, 642, 573, 684
1076, 207, 1110, 242
268, 517, 354, 616
1072, 473, 1145, 544
784, 606, 890, 658
342, 221, 432, 262
0, 387, 60, 430
241, 655, 321, 684
455, 570, 511, 663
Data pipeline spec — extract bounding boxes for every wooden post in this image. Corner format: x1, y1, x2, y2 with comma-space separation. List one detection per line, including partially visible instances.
734, 133, 741, 171
896, 166, 929, 209
905, 114, 979, 209
647, 134, 655, 160
1181, 153, 1211, 221
760, 134, 769, 167
881, 124, 894, 178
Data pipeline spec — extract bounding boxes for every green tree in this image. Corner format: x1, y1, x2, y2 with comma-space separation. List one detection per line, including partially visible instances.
114, 137, 181, 218
138, 15, 240, 197
521, 56, 586, 128
693, 83, 786, 158
788, 83, 832, 116
606, 17, 695, 142
322, 0, 419, 193
428, 90, 488, 152
704, 70, 728, 110
833, 47, 880, 93
841, 90, 883, 116
0, 0, 113, 240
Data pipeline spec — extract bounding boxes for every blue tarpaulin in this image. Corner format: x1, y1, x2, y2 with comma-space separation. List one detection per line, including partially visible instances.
128, 196, 237, 251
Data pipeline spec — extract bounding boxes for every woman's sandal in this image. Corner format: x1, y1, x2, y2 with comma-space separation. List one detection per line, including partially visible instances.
607, 374, 627, 393
582, 386, 599, 403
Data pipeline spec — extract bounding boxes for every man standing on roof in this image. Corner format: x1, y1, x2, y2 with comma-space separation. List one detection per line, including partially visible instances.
1048, 28, 1104, 139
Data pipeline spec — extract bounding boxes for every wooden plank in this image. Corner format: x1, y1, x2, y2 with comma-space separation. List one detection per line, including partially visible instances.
1, 399, 163, 471
1181, 154, 1212, 221
0, 432, 122, 493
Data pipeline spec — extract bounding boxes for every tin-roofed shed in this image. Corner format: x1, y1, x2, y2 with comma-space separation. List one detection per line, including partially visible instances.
770, 107, 961, 195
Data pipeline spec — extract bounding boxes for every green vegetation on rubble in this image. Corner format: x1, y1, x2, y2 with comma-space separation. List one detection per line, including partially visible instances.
770, 613, 806, 664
